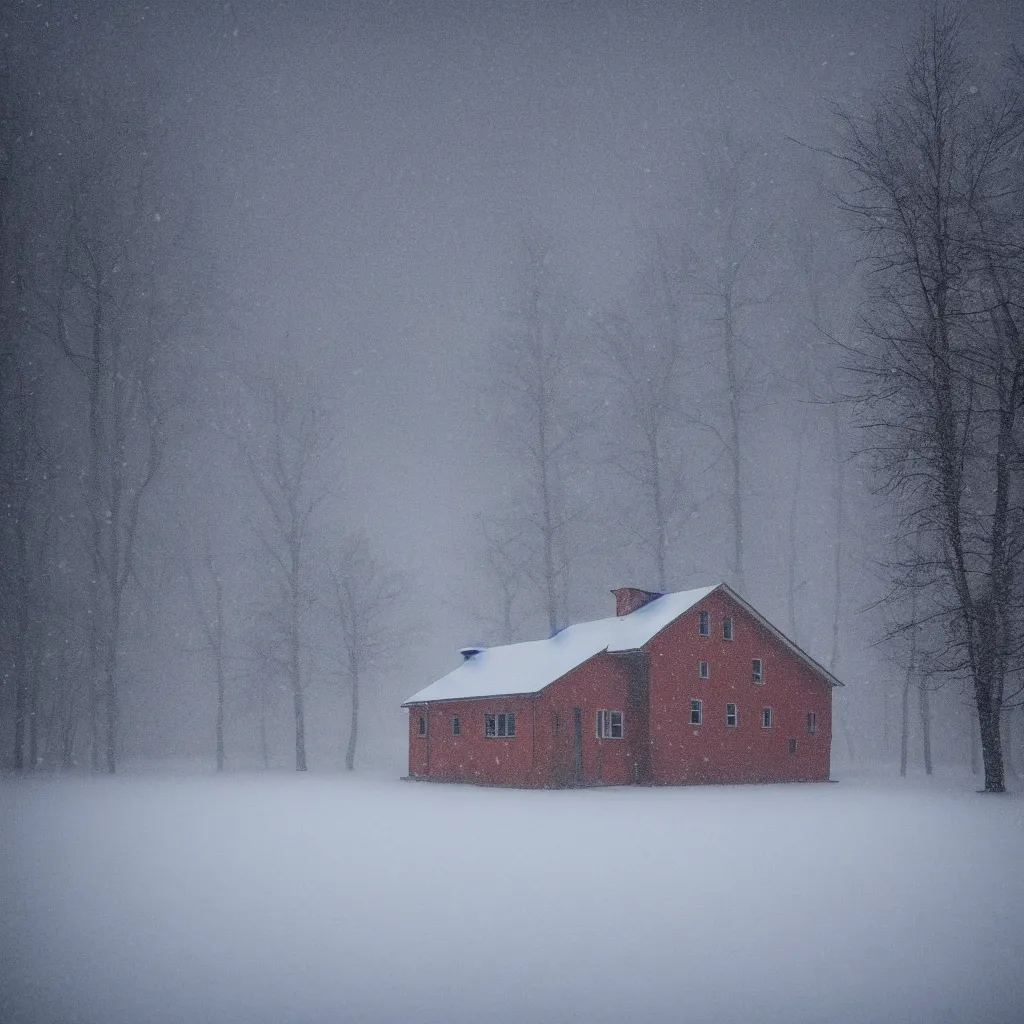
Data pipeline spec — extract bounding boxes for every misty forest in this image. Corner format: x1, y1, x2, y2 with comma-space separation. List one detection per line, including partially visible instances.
2, 3, 1024, 1023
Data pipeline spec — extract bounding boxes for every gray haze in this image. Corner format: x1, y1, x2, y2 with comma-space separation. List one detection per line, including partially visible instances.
2, 0, 1023, 773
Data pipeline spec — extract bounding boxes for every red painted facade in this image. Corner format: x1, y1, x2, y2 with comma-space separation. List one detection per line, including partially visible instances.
406, 587, 835, 787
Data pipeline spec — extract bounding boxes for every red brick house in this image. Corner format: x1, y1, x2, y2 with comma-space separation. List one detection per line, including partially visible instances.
403, 583, 841, 787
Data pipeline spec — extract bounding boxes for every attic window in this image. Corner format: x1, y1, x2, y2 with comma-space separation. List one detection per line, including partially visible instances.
723, 617, 734, 641
596, 710, 624, 739
485, 713, 516, 738
699, 611, 710, 637
418, 715, 427, 738
452, 716, 461, 737
806, 712, 817, 735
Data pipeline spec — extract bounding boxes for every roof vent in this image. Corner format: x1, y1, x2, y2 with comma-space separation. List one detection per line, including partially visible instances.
459, 647, 484, 660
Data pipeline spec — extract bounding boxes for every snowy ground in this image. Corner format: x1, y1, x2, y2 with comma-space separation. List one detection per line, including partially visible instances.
1, 769, 1023, 1024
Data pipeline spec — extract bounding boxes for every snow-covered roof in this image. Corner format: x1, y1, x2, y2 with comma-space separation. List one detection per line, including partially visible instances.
403, 585, 718, 705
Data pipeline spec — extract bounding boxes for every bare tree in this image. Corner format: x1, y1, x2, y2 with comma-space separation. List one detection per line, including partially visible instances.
832, 10, 1024, 791
0, 70, 45, 770
182, 523, 229, 771
686, 126, 773, 590
476, 513, 533, 645
486, 237, 581, 635
593, 234, 696, 592
238, 366, 329, 772
324, 532, 404, 771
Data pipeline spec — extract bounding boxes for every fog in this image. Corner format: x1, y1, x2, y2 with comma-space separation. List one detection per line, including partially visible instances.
4, 3, 1024, 1022
2, 1, 1024, 772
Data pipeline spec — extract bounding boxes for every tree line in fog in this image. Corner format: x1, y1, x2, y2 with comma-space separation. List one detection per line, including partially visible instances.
1, 7, 1021, 787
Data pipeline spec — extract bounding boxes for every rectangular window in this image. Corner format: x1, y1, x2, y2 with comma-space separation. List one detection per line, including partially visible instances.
788, 738, 798, 755
723, 617, 734, 641
726, 703, 738, 727
699, 660, 709, 679
418, 715, 426, 738
596, 710, 624, 739
806, 712, 817, 735
485, 713, 516, 738
452, 716, 460, 736
690, 699, 703, 726
762, 707, 772, 729
699, 611, 710, 637
552, 712, 560, 736
752, 659, 763, 684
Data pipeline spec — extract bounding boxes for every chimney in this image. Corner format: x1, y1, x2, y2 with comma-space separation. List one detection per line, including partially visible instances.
612, 587, 663, 617
459, 647, 484, 660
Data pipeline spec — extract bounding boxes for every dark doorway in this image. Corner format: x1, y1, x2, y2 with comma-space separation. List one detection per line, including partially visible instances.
572, 707, 583, 785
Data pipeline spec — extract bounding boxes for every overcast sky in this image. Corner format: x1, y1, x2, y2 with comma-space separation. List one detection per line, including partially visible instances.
10, 0, 1024, 722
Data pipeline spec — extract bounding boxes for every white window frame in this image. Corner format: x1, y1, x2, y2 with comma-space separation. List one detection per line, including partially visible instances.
762, 707, 772, 729
726, 703, 738, 727
485, 712, 516, 738
699, 611, 710, 637
699, 660, 709, 679
723, 617, 734, 641
690, 699, 703, 726
806, 712, 817, 735
596, 709, 624, 739
752, 658, 763, 684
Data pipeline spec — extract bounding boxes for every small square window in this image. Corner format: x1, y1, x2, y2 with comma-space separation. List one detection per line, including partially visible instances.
699, 660, 709, 679
726, 703, 738, 727
690, 699, 703, 726
806, 712, 817, 735
723, 617, 734, 641
788, 738, 798, 755
752, 659, 763, 684
699, 611, 710, 637
762, 707, 772, 729
418, 715, 427, 738
597, 710, 624, 739
452, 715, 460, 736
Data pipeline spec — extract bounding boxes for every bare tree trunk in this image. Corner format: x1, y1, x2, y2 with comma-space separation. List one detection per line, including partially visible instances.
103, 605, 120, 774
6, 357, 32, 771
830, 405, 845, 675
722, 290, 745, 591
26, 646, 41, 770
970, 707, 980, 775
900, 670, 911, 777
786, 418, 807, 640
11, 493, 30, 770
345, 655, 359, 772
901, 583, 919, 777
259, 674, 270, 770
919, 680, 933, 775
215, 661, 225, 772
977, 687, 1005, 793
288, 569, 306, 772
1002, 706, 1014, 778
